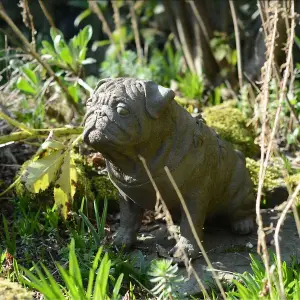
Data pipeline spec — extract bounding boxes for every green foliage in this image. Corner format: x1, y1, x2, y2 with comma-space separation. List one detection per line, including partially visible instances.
177, 72, 204, 100
78, 198, 108, 246
100, 35, 182, 87
210, 32, 237, 76
148, 259, 184, 300
21, 239, 124, 300
2, 216, 16, 256
41, 26, 95, 75
226, 254, 300, 299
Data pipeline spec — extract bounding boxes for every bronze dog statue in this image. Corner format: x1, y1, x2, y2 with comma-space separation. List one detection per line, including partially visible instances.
83, 77, 255, 257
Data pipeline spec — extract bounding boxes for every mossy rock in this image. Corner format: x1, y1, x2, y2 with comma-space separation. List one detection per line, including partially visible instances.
0, 278, 33, 300
203, 101, 259, 157
246, 158, 300, 207
285, 173, 300, 205
246, 158, 285, 193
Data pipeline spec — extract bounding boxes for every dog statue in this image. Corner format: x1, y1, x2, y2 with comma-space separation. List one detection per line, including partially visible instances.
83, 77, 255, 258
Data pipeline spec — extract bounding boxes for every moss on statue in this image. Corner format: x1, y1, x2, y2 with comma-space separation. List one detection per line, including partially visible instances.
203, 101, 259, 157
0, 278, 33, 300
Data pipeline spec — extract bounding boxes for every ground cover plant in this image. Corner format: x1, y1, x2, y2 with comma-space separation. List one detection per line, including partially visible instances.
0, 0, 300, 299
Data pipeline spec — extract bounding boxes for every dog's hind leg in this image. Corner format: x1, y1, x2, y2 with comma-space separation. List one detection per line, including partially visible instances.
229, 191, 255, 235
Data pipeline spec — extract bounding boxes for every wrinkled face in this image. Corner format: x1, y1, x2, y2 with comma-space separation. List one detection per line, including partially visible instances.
83, 77, 175, 153
83, 79, 147, 152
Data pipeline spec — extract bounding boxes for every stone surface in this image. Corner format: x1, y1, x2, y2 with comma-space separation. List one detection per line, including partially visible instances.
134, 208, 300, 296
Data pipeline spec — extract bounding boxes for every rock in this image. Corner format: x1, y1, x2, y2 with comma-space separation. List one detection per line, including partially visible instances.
203, 101, 259, 157
0, 277, 33, 300
246, 157, 289, 207
133, 209, 300, 296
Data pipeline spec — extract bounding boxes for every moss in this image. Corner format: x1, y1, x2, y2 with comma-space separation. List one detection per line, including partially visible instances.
285, 173, 300, 190
285, 173, 300, 205
203, 101, 259, 157
246, 158, 284, 193
223, 244, 254, 253
0, 278, 33, 300
91, 175, 119, 201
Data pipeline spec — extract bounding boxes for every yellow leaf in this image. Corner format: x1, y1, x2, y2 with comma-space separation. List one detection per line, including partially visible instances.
54, 151, 78, 219
22, 150, 64, 193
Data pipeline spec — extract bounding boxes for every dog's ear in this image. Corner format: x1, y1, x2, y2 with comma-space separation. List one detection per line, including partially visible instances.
140, 80, 175, 119
94, 78, 113, 93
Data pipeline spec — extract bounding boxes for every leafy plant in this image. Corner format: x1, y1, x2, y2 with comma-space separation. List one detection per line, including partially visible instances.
22, 239, 124, 300
226, 254, 300, 299
78, 197, 108, 246
20, 138, 79, 219
148, 259, 184, 300
41, 26, 96, 76
177, 72, 204, 100
210, 32, 237, 76
2, 215, 16, 256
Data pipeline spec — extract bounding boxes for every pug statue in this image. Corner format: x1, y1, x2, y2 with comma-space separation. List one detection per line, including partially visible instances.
83, 77, 255, 258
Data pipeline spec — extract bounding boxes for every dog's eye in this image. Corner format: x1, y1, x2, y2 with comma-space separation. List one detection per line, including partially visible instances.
116, 103, 130, 116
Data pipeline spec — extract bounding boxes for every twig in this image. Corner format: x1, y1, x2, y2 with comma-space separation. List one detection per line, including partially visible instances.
128, 0, 143, 64
256, 3, 279, 298
0, 111, 33, 133
229, 0, 243, 89
112, 1, 125, 54
0, 3, 80, 113
38, 0, 57, 29
138, 156, 210, 299
89, 1, 114, 46
263, 3, 295, 297
274, 182, 300, 299
0, 177, 21, 199
19, 0, 36, 49
0, 126, 83, 145
164, 167, 227, 299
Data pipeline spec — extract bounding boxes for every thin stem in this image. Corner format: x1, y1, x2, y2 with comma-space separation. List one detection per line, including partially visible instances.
0, 127, 83, 145
138, 155, 210, 299
38, 0, 57, 29
112, 1, 125, 54
128, 0, 143, 64
229, 0, 243, 89
89, 1, 114, 45
0, 111, 33, 133
164, 167, 226, 299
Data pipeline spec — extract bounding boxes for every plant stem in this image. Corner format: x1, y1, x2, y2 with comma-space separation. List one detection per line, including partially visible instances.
0, 127, 83, 145
229, 0, 243, 90
0, 111, 33, 133
128, 0, 143, 64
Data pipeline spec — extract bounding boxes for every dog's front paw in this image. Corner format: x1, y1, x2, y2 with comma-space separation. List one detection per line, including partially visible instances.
113, 227, 136, 250
169, 236, 200, 259
231, 216, 254, 235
